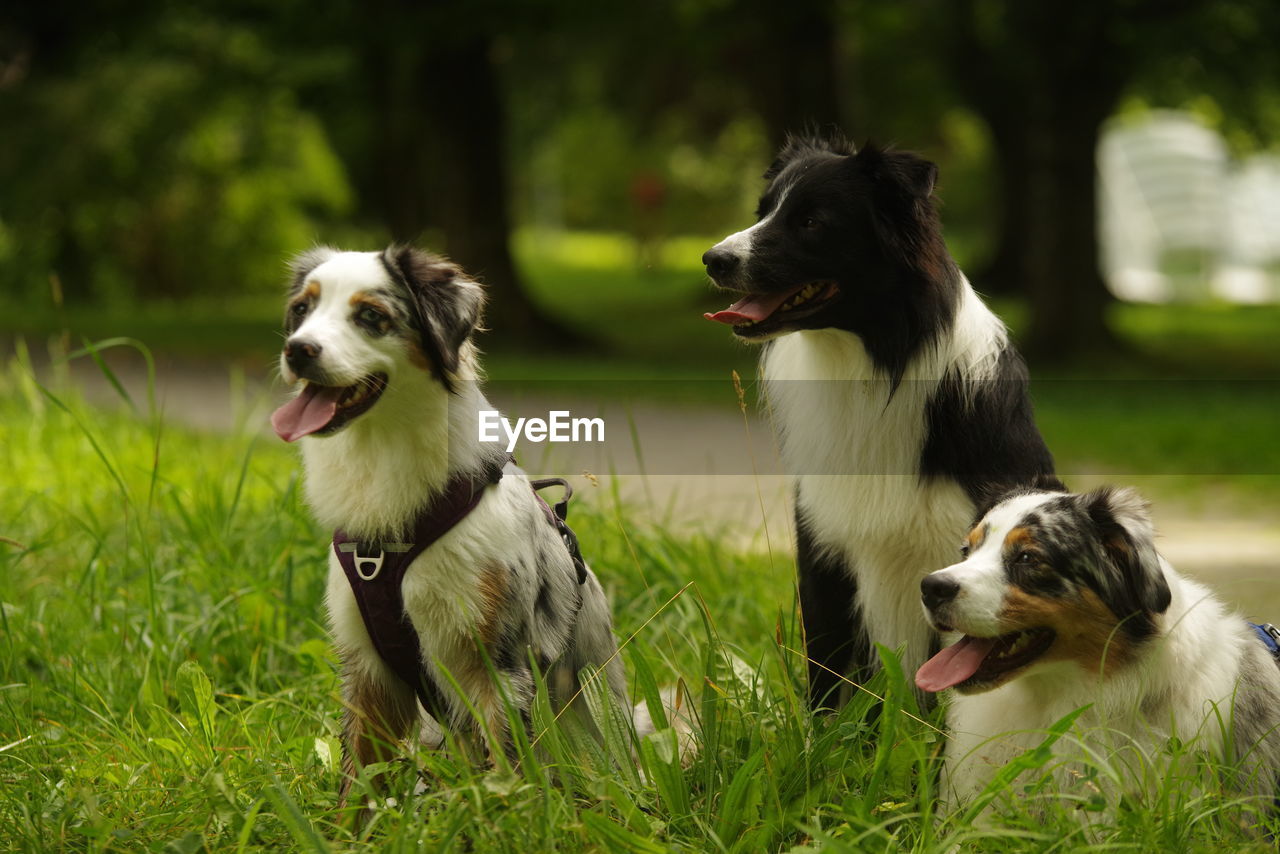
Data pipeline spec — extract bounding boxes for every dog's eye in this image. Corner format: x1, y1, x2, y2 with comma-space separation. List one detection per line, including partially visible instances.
290, 302, 308, 318
357, 306, 387, 326
959, 544, 970, 558
799, 216, 819, 230
1014, 551, 1036, 565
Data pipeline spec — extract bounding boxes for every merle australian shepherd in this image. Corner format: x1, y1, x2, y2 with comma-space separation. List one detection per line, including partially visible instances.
917, 484, 1280, 813
703, 135, 1056, 708
270, 247, 632, 808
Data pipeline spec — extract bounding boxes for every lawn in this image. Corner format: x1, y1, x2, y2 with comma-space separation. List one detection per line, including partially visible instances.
1, 233, 1279, 849
2, 351, 1279, 851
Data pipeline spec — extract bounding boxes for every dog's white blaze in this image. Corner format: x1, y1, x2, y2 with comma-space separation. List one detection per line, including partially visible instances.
979, 490, 1058, 537
764, 279, 1010, 677
709, 223, 756, 260
707, 185, 792, 263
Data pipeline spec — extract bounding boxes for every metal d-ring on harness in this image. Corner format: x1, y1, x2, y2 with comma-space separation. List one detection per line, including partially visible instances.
331, 457, 590, 716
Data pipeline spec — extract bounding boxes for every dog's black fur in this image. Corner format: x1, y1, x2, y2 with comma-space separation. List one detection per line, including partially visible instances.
705, 135, 1059, 707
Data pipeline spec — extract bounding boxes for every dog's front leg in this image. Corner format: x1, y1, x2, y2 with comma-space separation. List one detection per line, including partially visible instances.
797, 514, 871, 710
337, 656, 417, 817
463, 663, 532, 768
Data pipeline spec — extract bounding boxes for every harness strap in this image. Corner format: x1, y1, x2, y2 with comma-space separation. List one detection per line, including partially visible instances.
530, 477, 588, 585
333, 460, 590, 717
333, 457, 506, 717
1250, 622, 1280, 661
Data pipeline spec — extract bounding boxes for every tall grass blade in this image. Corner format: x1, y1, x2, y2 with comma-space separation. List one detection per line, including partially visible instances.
262, 776, 332, 854
580, 810, 665, 853
959, 704, 1090, 826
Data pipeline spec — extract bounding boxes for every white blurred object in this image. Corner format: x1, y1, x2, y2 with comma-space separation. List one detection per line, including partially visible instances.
1097, 110, 1280, 303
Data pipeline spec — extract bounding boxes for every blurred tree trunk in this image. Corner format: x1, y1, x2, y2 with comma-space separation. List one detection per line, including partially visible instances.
1021, 88, 1118, 359
417, 37, 581, 346
350, 13, 580, 348
968, 110, 1030, 298
943, 0, 1134, 360
739, 0, 843, 149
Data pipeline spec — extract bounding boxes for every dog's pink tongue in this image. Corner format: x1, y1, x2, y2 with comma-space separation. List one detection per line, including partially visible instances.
915, 636, 997, 693
271, 383, 341, 442
703, 289, 795, 325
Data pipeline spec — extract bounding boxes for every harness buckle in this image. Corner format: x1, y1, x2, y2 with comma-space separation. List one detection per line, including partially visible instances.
354, 545, 385, 581
1265, 623, 1280, 644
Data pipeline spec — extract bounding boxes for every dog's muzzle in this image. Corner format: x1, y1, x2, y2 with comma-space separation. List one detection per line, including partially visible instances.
921, 573, 961, 612
702, 247, 741, 281
284, 337, 323, 375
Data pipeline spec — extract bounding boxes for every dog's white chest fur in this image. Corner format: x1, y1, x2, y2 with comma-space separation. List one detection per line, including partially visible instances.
763, 314, 992, 667
324, 474, 541, 664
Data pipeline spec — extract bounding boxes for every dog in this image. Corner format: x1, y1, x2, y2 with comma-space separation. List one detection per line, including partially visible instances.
270, 246, 631, 808
702, 135, 1055, 708
917, 484, 1280, 813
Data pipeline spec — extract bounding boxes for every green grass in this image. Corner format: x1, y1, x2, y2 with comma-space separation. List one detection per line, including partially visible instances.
2, 353, 1279, 850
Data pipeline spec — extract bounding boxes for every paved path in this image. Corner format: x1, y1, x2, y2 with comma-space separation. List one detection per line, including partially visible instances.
33, 346, 1280, 618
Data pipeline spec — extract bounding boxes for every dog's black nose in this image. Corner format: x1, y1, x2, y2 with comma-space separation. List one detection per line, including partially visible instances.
702, 247, 740, 279
921, 574, 961, 611
284, 338, 323, 371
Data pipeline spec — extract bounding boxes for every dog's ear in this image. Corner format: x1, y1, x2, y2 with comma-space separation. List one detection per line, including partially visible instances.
1083, 486, 1171, 623
764, 132, 854, 182
856, 145, 937, 199
382, 245, 485, 391
852, 145, 954, 286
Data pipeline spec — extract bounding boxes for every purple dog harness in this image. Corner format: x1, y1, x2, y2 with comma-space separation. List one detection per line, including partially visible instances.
333, 457, 587, 715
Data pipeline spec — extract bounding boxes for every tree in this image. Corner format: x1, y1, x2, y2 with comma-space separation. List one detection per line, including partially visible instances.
272, 0, 585, 347
937, 0, 1280, 361
0, 2, 352, 303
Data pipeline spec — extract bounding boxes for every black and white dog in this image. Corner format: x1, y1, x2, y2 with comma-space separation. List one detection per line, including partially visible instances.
703, 136, 1055, 707
271, 246, 629, 806
917, 484, 1280, 811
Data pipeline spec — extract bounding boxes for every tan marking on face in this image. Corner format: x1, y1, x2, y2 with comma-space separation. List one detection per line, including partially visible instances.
998, 587, 1135, 676
349, 292, 395, 333
287, 280, 320, 319
966, 524, 988, 552
348, 291, 390, 312
1003, 526, 1036, 552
